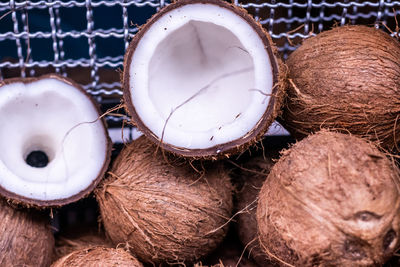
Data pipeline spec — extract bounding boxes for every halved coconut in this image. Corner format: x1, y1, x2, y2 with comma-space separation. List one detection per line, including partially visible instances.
123, 0, 283, 158
0, 74, 111, 207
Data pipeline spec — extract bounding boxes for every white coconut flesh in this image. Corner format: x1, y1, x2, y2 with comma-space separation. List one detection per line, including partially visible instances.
0, 78, 108, 203
129, 3, 274, 149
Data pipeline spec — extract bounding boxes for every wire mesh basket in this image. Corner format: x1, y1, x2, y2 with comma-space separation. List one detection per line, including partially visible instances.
2, 0, 400, 143
2, 2, 400, 263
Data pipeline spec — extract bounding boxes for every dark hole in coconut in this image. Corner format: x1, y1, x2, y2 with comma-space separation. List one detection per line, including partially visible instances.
354, 211, 381, 222
343, 239, 366, 260
383, 229, 397, 252
25, 150, 49, 168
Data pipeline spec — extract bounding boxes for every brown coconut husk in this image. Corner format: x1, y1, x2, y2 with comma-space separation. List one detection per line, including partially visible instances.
196, 225, 260, 267
122, 0, 287, 159
195, 241, 258, 267
281, 25, 400, 151
257, 130, 400, 266
0, 199, 54, 267
51, 247, 143, 267
235, 156, 278, 267
53, 230, 112, 262
95, 137, 233, 265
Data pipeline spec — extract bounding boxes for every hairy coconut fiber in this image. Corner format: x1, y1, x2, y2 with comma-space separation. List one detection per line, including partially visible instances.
51, 247, 143, 267
281, 25, 400, 150
53, 231, 112, 261
236, 156, 276, 266
196, 229, 259, 267
96, 137, 233, 264
257, 130, 400, 266
0, 199, 54, 267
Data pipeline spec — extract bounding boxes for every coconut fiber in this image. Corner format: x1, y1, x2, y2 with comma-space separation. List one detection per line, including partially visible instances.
257, 130, 400, 266
282, 25, 400, 150
96, 137, 233, 264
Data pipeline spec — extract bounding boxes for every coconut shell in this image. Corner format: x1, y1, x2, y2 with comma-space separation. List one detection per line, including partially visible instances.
0, 74, 112, 207
257, 130, 400, 266
0, 199, 54, 267
122, 0, 286, 159
236, 156, 276, 267
51, 247, 143, 267
96, 137, 233, 264
197, 227, 259, 267
53, 231, 112, 262
281, 25, 400, 150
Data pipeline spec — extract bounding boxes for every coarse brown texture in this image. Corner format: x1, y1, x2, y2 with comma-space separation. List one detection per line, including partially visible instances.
51, 247, 143, 267
236, 156, 276, 267
195, 262, 255, 267
0, 199, 54, 267
281, 25, 400, 150
122, 0, 286, 159
194, 253, 257, 267
96, 137, 233, 265
208, 256, 257, 267
197, 227, 259, 267
257, 130, 400, 266
0, 74, 112, 207
195, 243, 258, 267
53, 231, 112, 262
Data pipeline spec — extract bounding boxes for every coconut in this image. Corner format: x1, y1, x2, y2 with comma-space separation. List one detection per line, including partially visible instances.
0, 199, 54, 266
257, 130, 400, 266
51, 247, 143, 267
236, 156, 276, 266
96, 137, 233, 264
122, 0, 285, 159
281, 25, 400, 150
0, 74, 111, 207
53, 231, 112, 261
197, 227, 260, 267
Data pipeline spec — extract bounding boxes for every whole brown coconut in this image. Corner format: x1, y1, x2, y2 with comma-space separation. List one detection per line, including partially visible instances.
51, 247, 143, 267
0, 199, 54, 267
53, 231, 112, 261
96, 137, 233, 264
257, 130, 400, 266
282, 25, 400, 150
236, 156, 276, 266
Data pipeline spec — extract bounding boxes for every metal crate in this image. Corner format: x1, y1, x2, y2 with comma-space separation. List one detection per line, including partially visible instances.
1, 0, 400, 142
3, 2, 400, 260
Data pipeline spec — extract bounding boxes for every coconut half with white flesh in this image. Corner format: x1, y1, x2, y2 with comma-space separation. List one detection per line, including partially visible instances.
123, 0, 283, 158
0, 74, 111, 207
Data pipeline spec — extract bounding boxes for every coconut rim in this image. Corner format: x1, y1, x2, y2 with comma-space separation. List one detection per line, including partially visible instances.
122, 0, 281, 159
0, 73, 112, 207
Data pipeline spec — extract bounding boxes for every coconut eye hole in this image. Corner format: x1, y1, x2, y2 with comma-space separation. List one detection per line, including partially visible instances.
354, 211, 381, 222
383, 229, 397, 252
343, 239, 366, 260
25, 150, 49, 168
22, 135, 55, 169
352, 211, 382, 230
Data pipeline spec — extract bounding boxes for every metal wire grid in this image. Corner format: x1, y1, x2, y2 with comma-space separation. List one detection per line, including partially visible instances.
1, 0, 400, 128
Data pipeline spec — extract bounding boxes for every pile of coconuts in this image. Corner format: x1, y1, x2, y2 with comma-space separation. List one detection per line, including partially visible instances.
2, 0, 400, 266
